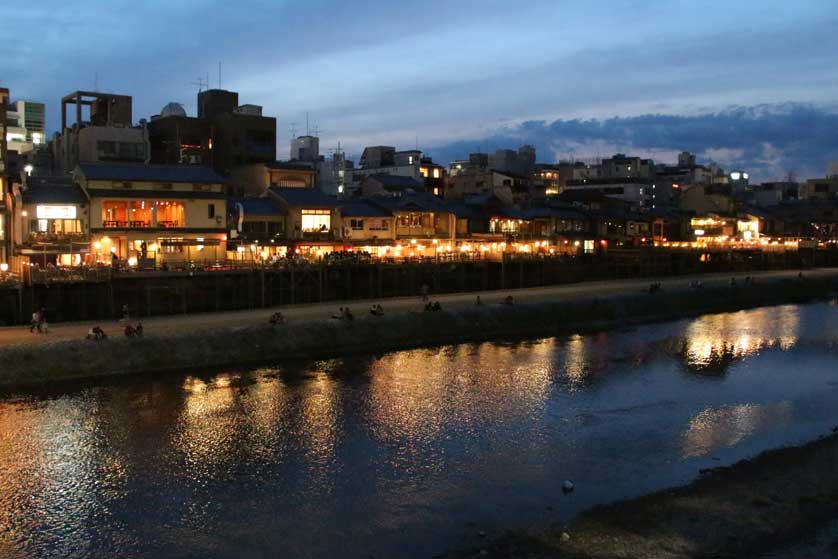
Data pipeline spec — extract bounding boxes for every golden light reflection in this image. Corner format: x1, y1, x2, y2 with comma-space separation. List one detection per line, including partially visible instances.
681, 401, 794, 458
366, 339, 555, 450
679, 306, 800, 375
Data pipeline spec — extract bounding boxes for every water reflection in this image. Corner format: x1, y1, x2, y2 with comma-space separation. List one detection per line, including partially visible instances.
0, 302, 835, 559
682, 401, 795, 458
675, 306, 800, 375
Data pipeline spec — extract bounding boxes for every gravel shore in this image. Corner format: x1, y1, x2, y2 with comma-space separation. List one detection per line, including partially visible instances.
447, 432, 838, 559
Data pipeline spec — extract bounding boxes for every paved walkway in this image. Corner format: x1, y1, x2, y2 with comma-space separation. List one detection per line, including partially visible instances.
2, 268, 834, 348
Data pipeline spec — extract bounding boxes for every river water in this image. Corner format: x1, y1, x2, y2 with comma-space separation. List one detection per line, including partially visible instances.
1, 302, 837, 558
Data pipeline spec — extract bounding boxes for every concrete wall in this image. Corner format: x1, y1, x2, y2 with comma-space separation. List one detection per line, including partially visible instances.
1, 274, 835, 387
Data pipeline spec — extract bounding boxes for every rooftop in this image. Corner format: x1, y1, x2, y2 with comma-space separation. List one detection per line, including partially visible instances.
77, 163, 225, 184
269, 187, 339, 208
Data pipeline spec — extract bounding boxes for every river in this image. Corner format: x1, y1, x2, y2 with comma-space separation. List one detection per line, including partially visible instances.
1, 302, 837, 558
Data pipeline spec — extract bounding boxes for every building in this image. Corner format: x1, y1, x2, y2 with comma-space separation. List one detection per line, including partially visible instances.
231, 161, 317, 196
5, 100, 46, 154
147, 102, 211, 166
266, 187, 342, 256
800, 177, 838, 201
349, 146, 443, 193
600, 153, 654, 179
8, 176, 89, 267
226, 197, 287, 260
828, 161, 838, 179
74, 163, 228, 266
562, 178, 654, 209
54, 91, 150, 174
0, 87, 8, 266
198, 89, 276, 176
360, 174, 424, 198
488, 145, 536, 177
338, 200, 395, 245
290, 135, 319, 162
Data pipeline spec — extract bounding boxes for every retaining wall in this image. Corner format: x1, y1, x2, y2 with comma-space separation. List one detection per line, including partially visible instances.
1, 275, 835, 387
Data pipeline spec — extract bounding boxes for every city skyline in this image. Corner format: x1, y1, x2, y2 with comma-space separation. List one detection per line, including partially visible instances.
4, 0, 838, 180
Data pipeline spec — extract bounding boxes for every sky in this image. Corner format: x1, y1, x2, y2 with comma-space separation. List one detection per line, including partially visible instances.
3, 0, 838, 181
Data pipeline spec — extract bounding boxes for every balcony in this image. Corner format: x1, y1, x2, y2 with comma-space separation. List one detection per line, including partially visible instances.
21, 232, 89, 253
102, 220, 181, 229
301, 230, 335, 241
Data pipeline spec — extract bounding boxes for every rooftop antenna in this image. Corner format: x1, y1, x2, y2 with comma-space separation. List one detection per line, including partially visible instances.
191, 76, 209, 93
305, 112, 310, 136
312, 125, 323, 137
290, 122, 298, 139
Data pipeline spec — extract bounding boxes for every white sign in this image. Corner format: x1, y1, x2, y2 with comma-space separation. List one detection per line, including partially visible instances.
36, 205, 77, 219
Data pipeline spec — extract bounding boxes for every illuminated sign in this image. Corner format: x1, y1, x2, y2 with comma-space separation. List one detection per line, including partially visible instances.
36, 205, 77, 219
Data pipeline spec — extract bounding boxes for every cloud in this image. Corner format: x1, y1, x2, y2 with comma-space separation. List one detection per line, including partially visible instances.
424, 103, 838, 182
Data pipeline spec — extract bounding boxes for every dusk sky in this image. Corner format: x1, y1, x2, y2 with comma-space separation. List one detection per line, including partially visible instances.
4, 0, 838, 180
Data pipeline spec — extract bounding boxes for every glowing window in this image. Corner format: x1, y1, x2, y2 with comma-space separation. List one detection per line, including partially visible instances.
301, 209, 331, 232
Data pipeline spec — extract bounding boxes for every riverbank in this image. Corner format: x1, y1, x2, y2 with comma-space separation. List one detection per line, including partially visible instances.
0, 270, 836, 387
447, 431, 838, 559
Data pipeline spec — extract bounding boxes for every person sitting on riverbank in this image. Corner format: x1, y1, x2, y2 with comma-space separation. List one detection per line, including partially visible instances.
332, 307, 345, 319
343, 307, 354, 321
648, 282, 662, 294
729, 277, 738, 288
123, 323, 144, 338
86, 326, 107, 341
269, 311, 285, 325
689, 280, 703, 289
502, 295, 514, 305
425, 301, 442, 312
29, 310, 41, 334
370, 304, 384, 317
475, 295, 483, 306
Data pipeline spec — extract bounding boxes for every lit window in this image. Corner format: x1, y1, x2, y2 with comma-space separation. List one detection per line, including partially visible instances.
433, 168, 441, 179
301, 209, 331, 232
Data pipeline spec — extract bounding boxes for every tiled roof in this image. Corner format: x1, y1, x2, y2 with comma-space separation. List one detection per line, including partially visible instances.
21, 177, 88, 205
86, 189, 226, 200
228, 197, 286, 216
269, 187, 339, 207
78, 163, 225, 184
366, 174, 425, 191
339, 201, 393, 218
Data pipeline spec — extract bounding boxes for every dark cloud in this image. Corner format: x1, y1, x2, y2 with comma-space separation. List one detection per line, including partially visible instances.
425, 104, 838, 182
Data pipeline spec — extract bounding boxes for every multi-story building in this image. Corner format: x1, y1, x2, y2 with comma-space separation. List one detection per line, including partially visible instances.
290, 135, 319, 162
0, 87, 8, 266
5, 100, 46, 155
53, 91, 150, 174
74, 163, 228, 266
9, 176, 89, 267
600, 153, 655, 180
349, 146, 445, 195
800, 177, 838, 201
147, 102, 211, 166
199, 89, 276, 176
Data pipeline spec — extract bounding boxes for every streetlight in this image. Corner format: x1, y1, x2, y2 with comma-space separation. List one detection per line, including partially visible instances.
24, 164, 33, 176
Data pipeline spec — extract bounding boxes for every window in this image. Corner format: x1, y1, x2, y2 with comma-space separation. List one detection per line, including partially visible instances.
0, 214, 4, 240
208, 203, 216, 219
350, 219, 364, 230
102, 201, 128, 227
301, 209, 331, 232
158, 183, 173, 190
121, 182, 133, 189
368, 219, 388, 231
420, 167, 429, 178
156, 201, 185, 228
433, 168, 441, 179
97, 141, 117, 158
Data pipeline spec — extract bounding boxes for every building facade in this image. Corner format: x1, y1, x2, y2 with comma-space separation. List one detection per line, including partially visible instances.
74, 163, 228, 266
